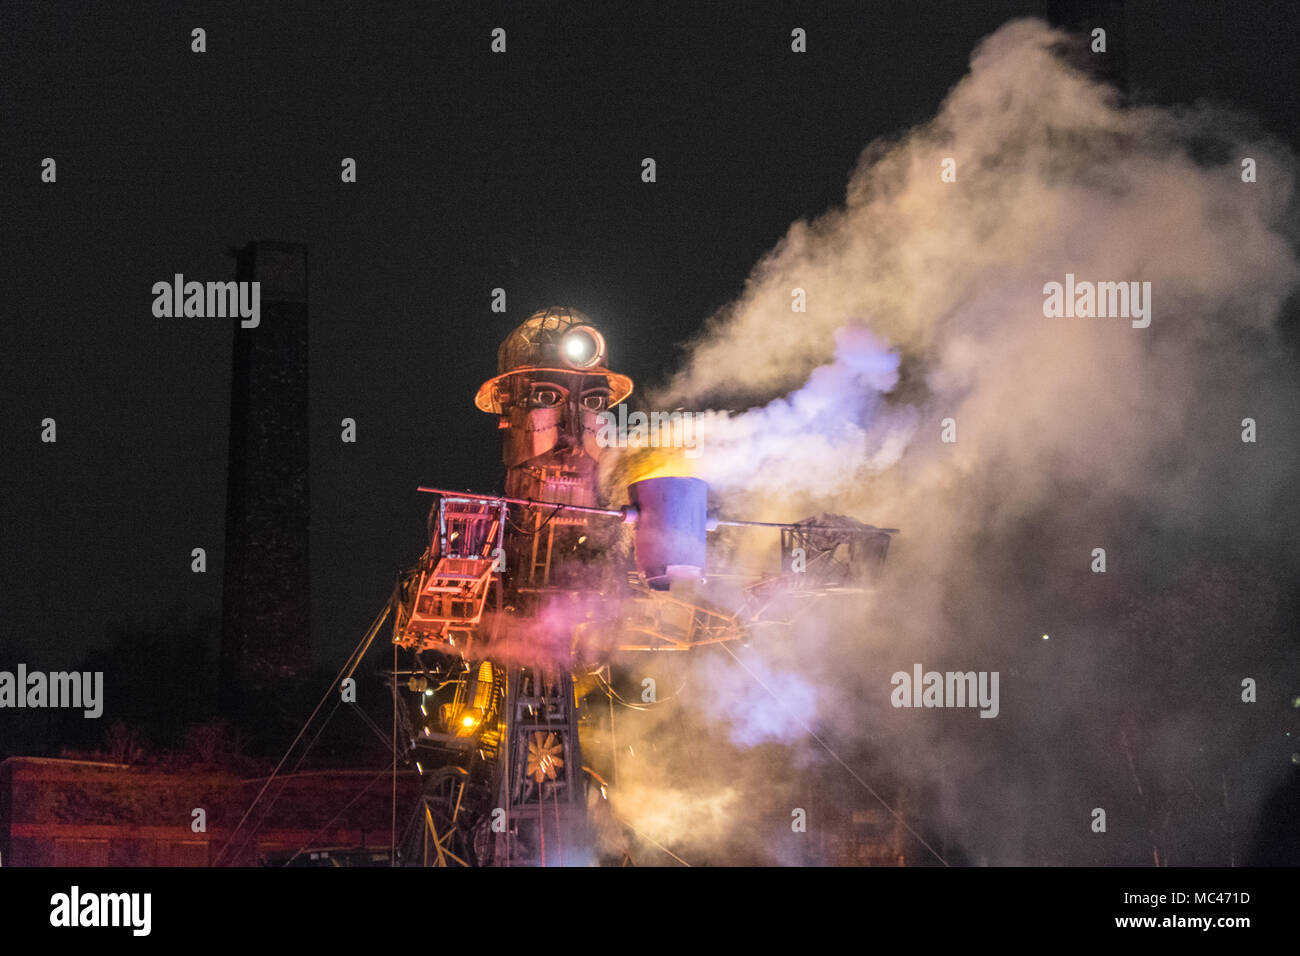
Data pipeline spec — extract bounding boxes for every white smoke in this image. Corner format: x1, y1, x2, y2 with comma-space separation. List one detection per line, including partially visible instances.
685, 325, 916, 498
604, 18, 1300, 865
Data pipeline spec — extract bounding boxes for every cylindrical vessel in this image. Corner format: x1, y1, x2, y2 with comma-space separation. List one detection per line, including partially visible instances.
628, 476, 708, 590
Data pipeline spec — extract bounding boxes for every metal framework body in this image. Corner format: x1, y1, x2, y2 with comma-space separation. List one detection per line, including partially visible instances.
385, 311, 897, 866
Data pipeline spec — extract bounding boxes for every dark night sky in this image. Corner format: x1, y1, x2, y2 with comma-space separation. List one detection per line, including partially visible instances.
2, 0, 1297, 675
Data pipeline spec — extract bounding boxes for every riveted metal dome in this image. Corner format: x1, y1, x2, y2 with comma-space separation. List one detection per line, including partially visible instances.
475, 307, 634, 413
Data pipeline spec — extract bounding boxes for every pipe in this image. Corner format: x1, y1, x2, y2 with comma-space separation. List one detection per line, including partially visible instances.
417, 486, 629, 520
416, 485, 897, 534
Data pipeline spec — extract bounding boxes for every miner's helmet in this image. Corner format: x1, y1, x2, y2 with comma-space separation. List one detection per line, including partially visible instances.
474, 307, 634, 414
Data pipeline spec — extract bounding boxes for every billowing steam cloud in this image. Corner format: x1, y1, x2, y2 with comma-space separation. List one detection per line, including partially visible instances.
678, 324, 915, 498
601, 18, 1300, 865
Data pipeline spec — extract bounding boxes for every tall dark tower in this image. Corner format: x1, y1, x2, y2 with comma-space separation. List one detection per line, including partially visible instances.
1047, 0, 1128, 92
219, 242, 311, 717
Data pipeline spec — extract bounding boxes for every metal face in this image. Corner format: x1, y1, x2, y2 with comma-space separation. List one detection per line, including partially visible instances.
500, 372, 614, 470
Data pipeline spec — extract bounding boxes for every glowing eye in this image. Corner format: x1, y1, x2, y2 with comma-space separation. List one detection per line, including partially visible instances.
531, 387, 562, 408
582, 392, 608, 411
